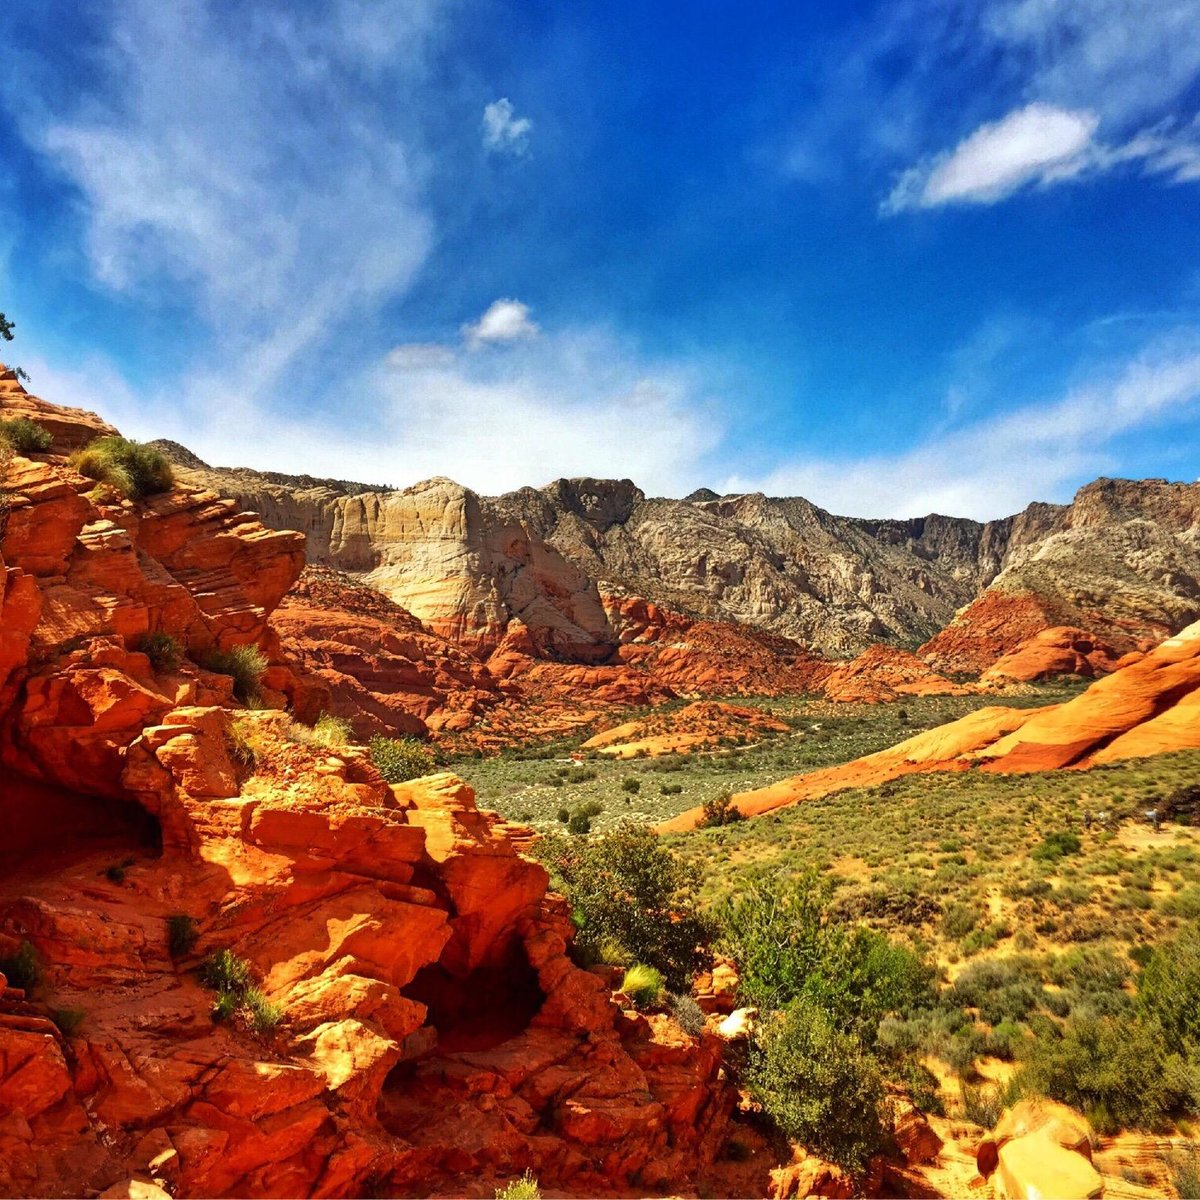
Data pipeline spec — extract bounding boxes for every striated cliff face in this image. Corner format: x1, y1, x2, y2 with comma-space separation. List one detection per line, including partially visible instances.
0, 382, 734, 1198
160, 443, 1200, 670
922, 478, 1200, 672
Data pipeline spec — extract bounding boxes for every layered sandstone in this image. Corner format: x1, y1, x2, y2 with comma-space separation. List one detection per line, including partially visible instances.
581, 700, 791, 759
0, 388, 735, 1198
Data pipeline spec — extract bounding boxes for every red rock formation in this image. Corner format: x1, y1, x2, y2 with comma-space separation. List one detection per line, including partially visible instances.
980, 626, 1121, 684
0, 390, 734, 1198
582, 700, 790, 759
819, 644, 968, 703
661, 620, 1200, 829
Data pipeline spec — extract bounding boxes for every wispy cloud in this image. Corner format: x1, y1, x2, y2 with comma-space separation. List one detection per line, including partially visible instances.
723, 335, 1200, 519
461, 298, 540, 348
482, 97, 532, 155
12, 0, 441, 406
885, 103, 1200, 212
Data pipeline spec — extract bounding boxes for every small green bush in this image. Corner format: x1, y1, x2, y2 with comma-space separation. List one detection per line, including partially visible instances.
535, 824, 710, 989
494, 1172, 541, 1200
1032, 830, 1082, 863
369, 735, 436, 783
660, 782, 683, 795
556, 807, 570, 823
1020, 1015, 1191, 1132
211, 991, 238, 1022
51, 1007, 86, 1037
293, 712, 354, 749
202, 949, 253, 994
0, 417, 51, 454
70, 436, 174, 498
622, 963, 664, 1009
622, 777, 641, 794
700, 790, 745, 827
136, 631, 183, 672
243, 986, 285, 1033
567, 811, 592, 835
1167, 1145, 1200, 1200
200, 644, 268, 703
747, 1000, 888, 1176
670, 991, 706, 1036
0, 940, 40, 993
167, 914, 199, 960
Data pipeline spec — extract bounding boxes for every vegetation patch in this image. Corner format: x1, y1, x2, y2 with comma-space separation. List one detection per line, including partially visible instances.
69, 436, 174, 499
199, 644, 267, 703
0, 416, 51, 454
369, 735, 436, 783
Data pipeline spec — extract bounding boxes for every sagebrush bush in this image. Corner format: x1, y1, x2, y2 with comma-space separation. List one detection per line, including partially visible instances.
622, 963, 664, 1009
747, 1000, 888, 1175
200, 644, 267, 703
670, 991, 706, 1036
622, 777, 641, 794
369, 735, 436, 783
70, 436, 174, 499
0, 416, 51, 454
136, 631, 183, 672
1020, 1014, 1192, 1132
1139, 922, 1200, 1045
567, 811, 592, 835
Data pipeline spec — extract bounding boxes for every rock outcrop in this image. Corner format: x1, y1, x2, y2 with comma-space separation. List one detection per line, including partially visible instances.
0, 387, 735, 1198
661, 619, 1200, 828
581, 700, 791, 759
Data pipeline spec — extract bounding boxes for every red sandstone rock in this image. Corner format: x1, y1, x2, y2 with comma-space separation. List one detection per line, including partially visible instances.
980, 626, 1121, 684
820, 644, 968, 703
582, 700, 790, 758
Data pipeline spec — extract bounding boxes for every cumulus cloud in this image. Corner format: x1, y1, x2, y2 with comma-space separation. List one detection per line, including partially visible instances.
722, 336, 1200, 520
482, 98, 532, 154
885, 102, 1200, 212
461, 298, 540, 347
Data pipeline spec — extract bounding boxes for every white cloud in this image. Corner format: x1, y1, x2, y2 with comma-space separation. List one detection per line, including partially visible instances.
482, 98, 532, 154
387, 342, 457, 369
14, 0, 438, 404
461, 298, 540, 348
722, 336, 1200, 519
885, 102, 1200, 212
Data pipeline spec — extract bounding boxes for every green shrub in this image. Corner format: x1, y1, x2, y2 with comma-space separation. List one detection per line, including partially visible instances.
200, 644, 268, 703
211, 991, 238, 1022
243, 986, 284, 1033
1166, 1145, 1200, 1200
369, 735, 436, 783
747, 1000, 888, 1175
1032, 830, 1082, 863
535, 824, 710, 990
51, 1007, 86, 1037
622, 963, 664, 1009
0, 417, 51, 454
556, 807, 570, 823
567, 811, 592, 835
660, 782, 683, 795
201, 949, 253, 994
0, 936, 41, 993
621, 777, 641, 794
960, 1081, 1025, 1128
715, 872, 934, 1037
700, 790, 745, 827
167, 914, 199, 959
1139, 922, 1200, 1046
1020, 1015, 1191, 1132
941, 901, 984, 940
136, 631, 183, 672
494, 1171, 541, 1200
670, 991, 706, 1036
70, 436, 174, 498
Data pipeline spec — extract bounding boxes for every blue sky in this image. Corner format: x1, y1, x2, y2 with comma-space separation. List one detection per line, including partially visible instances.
2, 0, 1200, 518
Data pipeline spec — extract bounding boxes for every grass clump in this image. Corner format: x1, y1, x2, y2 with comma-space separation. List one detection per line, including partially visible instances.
292, 712, 354, 749
70, 436, 174, 499
136, 631, 183, 672
200, 644, 267, 703
369, 735, 436, 783
167, 914, 199, 960
0, 416, 51, 454
622, 963, 665, 1009
670, 991, 706, 1036
1032, 830, 1082, 863
0, 940, 40, 993
621, 777, 641, 794
201, 949, 283, 1035
494, 1171, 541, 1200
